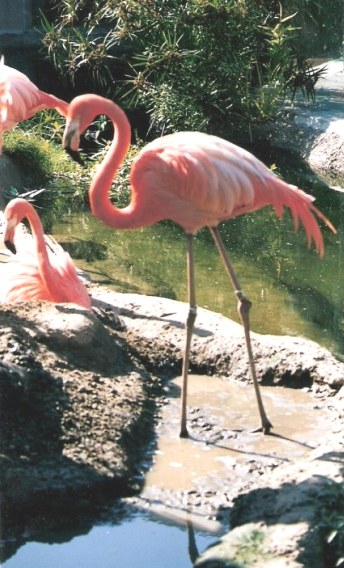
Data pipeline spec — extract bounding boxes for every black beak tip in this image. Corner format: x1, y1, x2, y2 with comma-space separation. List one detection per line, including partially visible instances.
65, 146, 85, 166
5, 240, 17, 254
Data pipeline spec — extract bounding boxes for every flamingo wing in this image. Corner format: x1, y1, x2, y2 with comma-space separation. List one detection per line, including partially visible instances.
44, 236, 92, 309
131, 131, 335, 253
0, 245, 53, 303
131, 132, 257, 232
0, 232, 91, 309
4, 66, 56, 124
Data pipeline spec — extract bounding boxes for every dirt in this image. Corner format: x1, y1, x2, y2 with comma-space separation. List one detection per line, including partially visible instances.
0, 296, 160, 553
0, 286, 343, 567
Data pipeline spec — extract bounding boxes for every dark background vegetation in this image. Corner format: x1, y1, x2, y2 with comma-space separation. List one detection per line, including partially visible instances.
36, 1, 343, 141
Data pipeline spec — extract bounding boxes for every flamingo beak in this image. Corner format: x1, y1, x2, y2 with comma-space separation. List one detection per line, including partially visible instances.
63, 118, 80, 149
4, 216, 17, 254
64, 145, 85, 166
5, 240, 16, 254
63, 118, 84, 164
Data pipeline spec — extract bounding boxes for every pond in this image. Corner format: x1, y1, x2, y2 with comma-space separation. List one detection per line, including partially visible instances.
3, 504, 219, 568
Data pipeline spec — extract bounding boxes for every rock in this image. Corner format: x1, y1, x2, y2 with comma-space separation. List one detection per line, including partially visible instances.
195, 522, 313, 568
0, 300, 159, 551
252, 60, 344, 185
196, 439, 343, 567
308, 131, 344, 176
92, 289, 344, 391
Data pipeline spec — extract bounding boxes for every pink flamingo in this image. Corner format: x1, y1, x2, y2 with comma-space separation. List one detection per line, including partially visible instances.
0, 198, 91, 309
63, 93, 336, 437
0, 56, 68, 153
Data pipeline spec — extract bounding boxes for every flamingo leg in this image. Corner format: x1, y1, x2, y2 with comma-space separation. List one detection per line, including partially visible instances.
209, 226, 272, 434
180, 233, 197, 438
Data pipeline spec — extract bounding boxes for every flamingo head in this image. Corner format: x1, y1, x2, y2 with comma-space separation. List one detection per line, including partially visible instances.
3, 198, 30, 254
63, 94, 106, 164
63, 114, 81, 153
63, 93, 108, 150
4, 212, 18, 254
63, 93, 130, 165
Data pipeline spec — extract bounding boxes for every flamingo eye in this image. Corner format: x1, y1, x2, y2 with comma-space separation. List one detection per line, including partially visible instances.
6, 215, 18, 230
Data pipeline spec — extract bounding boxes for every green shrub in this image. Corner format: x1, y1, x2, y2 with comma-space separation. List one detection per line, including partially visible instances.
4, 130, 56, 186
41, 0, 313, 138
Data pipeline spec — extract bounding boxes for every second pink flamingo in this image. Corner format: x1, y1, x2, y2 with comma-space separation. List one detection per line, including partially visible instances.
0, 198, 91, 310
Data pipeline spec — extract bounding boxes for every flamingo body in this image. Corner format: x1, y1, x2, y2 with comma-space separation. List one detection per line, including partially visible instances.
0, 198, 91, 309
63, 94, 335, 436
130, 131, 332, 248
0, 57, 68, 152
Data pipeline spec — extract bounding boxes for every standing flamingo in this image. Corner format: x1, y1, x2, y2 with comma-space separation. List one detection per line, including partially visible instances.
63, 93, 335, 437
0, 56, 68, 153
0, 198, 91, 309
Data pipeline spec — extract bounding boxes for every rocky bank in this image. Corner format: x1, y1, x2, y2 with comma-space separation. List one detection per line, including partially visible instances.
0, 287, 343, 566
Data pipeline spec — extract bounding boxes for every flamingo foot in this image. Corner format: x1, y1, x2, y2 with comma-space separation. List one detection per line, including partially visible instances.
179, 427, 189, 439
251, 418, 273, 435
262, 418, 273, 434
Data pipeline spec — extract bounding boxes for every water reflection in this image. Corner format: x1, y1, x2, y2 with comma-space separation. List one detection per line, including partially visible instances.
2, 507, 217, 568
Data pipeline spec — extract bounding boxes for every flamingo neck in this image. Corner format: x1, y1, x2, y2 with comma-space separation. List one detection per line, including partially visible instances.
40, 91, 69, 118
88, 101, 149, 230
20, 204, 59, 296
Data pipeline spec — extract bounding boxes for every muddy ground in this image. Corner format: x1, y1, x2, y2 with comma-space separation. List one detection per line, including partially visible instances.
0, 286, 343, 567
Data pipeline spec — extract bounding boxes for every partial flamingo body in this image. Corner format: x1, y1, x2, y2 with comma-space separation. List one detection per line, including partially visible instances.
63, 93, 336, 436
0, 57, 68, 153
0, 198, 91, 309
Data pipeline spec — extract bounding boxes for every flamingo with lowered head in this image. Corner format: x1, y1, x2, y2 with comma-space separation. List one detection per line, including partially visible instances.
0, 198, 91, 310
63, 93, 336, 437
0, 56, 68, 153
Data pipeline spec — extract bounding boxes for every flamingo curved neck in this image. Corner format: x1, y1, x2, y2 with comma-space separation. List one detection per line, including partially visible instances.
20, 204, 58, 294
88, 101, 152, 230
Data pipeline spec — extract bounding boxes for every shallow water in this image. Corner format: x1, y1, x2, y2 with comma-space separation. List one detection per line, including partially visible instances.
144, 375, 333, 492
